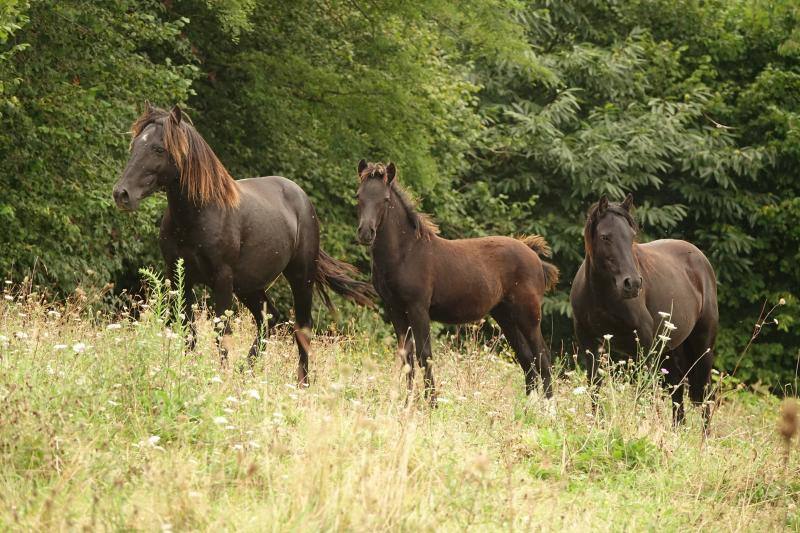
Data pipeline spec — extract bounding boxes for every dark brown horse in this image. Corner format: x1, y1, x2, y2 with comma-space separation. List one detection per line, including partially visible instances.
112, 104, 375, 383
355, 160, 559, 400
570, 194, 718, 423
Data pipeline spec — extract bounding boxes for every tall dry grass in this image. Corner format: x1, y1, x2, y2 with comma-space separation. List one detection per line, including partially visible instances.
0, 276, 798, 531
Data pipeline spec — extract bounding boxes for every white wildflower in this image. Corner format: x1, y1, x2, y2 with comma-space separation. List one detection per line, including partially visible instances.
225, 396, 239, 404
72, 342, 86, 353
106, 323, 122, 330
246, 389, 261, 400
210, 375, 223, 384
657, 335, 671, 343
658, 311, 670, 318
47, 310, 61, 318
436, 397, 451, 404
14, 331, 28, 340
663, 321, 677, 331
4, 294, 13, 301
0, 335, 8, 343
147, 435, 161, 446
602, 334, 613, 341
213, 416, 228, 425
572, 386, 587, 395
779, 298, 786, 306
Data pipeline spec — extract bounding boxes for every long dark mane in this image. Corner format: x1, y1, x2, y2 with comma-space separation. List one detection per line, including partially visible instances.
130, 106, 240, 208
358, 161, 439, 240
583, 199, 638, 257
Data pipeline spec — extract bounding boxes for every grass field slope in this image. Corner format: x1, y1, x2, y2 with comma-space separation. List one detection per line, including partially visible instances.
1, 282, 798, 531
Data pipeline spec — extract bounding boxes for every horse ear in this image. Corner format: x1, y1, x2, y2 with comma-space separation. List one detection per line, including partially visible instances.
145, 100, 155, 113
169, 104, 183, 125
358, 159, 368, 175
621, 193, 634, 212
598, 195, 609, 214
385, 162, 396, 183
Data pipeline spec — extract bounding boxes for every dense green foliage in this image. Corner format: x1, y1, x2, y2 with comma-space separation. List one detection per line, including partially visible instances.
1, 1, 798, 387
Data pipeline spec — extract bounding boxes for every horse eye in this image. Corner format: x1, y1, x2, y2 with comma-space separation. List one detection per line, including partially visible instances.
601, 234, 611, 242
152, 145, 165, 154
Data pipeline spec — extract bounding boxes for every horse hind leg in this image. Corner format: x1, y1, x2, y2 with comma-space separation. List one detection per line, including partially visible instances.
285, 271, 314, 387
662, 345, 688, 426
491, 304, 538, 396
685, 324, 716, 430
501, 295, 553, 398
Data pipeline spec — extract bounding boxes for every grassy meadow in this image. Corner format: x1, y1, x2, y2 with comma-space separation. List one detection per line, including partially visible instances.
0, 280, 798, 531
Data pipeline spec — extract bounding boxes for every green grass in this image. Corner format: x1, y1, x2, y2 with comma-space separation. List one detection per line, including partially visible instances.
1, 286, 798, 531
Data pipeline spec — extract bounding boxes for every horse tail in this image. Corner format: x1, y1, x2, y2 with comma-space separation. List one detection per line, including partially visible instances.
314, 249, 377, 309
518, 234, 559, 292
541, 261, 560, 292
519, 234, 552, 258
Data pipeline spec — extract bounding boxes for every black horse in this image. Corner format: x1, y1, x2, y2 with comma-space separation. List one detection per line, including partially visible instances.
113, 104, 375, 383
570, 194, 718, 424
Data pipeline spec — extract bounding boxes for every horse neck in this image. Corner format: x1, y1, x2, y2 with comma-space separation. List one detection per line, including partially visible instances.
165, 177, 203, 227
371, 192, 420, 265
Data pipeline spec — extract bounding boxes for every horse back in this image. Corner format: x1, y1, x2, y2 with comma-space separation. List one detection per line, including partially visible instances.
423, 236, 547, 322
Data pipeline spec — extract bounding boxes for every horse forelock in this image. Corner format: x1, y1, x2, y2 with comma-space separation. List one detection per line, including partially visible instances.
583, 201, 639, 259
129, 106, 239, 209
358, 162, 388, 183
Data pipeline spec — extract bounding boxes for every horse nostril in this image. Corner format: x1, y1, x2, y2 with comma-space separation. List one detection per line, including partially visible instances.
623, 277, 632, 290
113, 188, 130, 206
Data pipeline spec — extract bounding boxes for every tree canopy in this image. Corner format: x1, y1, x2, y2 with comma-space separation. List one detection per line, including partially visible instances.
1, 0, 798, 388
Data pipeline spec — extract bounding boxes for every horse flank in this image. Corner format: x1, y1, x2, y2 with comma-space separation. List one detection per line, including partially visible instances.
130, 106, 240, 209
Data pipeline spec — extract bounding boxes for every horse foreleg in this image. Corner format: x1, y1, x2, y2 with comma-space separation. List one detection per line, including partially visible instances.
182, 280, 197, 351
212, 268, 235, 365
577, 327, 602, 412
240, 290, 269, 366
406, 305, 435, 405
389, 309, 415, 397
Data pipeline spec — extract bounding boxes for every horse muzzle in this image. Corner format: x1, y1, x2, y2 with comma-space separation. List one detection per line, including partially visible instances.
357, 225, 376, 246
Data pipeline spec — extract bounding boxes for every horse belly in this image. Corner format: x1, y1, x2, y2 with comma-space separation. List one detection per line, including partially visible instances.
429, 287, 497, 324
234, 244, 292, 291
